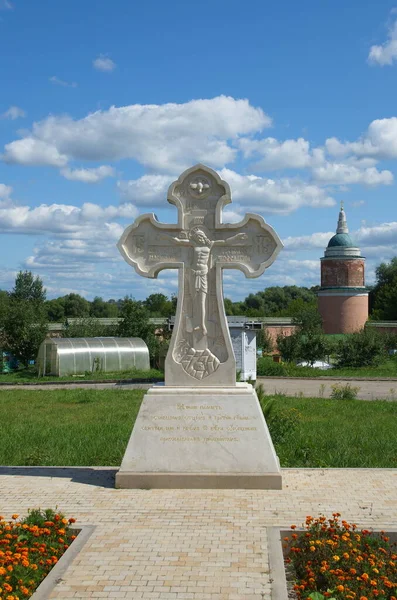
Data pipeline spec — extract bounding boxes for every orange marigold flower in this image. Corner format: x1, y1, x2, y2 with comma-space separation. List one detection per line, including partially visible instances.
332, 555, 340, 561
68, 518, 76, 524
3, 583, 13, 592
336, 585, 344, 592
309, 546, 316, 552
290, 525, 296, 530
11, 514, 18, 520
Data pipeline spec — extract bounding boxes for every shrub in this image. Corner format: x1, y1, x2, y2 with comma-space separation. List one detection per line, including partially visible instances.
300, 334, 330, 366
0, 509, 77, 598
330, 383, 360, 400
257, 356, 287, 376
285, 513, 397, 600
335, 329, 386, 368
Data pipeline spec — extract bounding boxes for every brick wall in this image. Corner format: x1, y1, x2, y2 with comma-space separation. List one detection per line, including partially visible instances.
318, 294, 368, 334
321, 259, 365, 287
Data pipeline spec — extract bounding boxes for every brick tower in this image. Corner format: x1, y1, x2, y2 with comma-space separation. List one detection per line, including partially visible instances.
318, 204, 368, 334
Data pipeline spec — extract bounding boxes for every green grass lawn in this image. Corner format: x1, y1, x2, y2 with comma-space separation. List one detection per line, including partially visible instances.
0, 389, 396, 468
0, 367, 164, 384
261, 394, 397, 468
0, 389, 144, 465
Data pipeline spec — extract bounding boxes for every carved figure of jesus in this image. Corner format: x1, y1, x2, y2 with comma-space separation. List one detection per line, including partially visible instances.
164, 227, 248, 336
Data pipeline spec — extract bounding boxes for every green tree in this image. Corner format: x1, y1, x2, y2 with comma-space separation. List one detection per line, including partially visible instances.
63, 317, 117, 338
276, 332, 302, 363
144, 293, 173, 317
62, 293, 90, 318
299, 334, 329, 366
45, 298, 65, 322
11, 270, 46, 304
292, 302, 323, 335
0, 290, 9, 328
117, 298, 159, 364
4, 272, 47, 366
90, 296, 119, 318
371, 257, 397, 320
256, 327, 274, 353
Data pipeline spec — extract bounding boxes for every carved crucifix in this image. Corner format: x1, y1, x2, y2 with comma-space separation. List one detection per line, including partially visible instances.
118, 164, 283, 387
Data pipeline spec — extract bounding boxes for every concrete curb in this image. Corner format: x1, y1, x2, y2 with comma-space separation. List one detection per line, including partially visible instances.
267, 527, 289, 600
30, 524, 95, 600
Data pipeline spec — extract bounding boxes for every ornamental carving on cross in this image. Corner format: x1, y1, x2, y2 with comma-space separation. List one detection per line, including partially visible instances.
118, 164, 283, 387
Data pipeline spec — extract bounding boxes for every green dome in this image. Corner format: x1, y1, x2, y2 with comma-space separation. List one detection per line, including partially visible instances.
327, 233, 354, 248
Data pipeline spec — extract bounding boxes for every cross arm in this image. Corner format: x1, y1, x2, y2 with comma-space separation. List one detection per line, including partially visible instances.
213, 213, 283, 278
117, 213, 184, 278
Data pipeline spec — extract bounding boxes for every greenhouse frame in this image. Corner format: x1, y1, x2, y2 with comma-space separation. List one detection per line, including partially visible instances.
36, 337, 150, 377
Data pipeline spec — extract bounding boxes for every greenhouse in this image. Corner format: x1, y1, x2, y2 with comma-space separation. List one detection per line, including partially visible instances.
36, 337, 150, 377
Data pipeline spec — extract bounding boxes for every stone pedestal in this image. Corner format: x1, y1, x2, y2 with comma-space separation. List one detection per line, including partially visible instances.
116, 383, 282, 490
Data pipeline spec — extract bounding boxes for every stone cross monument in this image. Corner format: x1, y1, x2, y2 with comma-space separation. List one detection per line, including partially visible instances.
118, 164, 282, 387
116, 164, 284, 490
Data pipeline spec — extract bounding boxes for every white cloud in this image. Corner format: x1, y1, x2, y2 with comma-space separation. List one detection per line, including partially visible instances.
1, 96, 271, 172
284, 232, 335, 250
325, 118, 397, 160
219, 168, 335, 214
312, 163, 393, 186
0, 0, 13, 9
2, 138, 68, 167
1, 106, 25, 120
60, 165, 115, 183
368, 16, 397, 66
0, 183, 12, 202
118, 174, 174, 205
0, 201, 137, 234
49, 76, 77, 88
238, 137, 313, 170
356, 221, 397, 247
93, 55, 116, 72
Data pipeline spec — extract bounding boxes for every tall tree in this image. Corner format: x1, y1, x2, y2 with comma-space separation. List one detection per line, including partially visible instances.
62, 293, 90, 318
117, 297, 159, 363
144, 293, 173, 317
4, 272, 47, 366
371, 257, 397, 320
90, 296, 118, 318
11, 270, 46, 304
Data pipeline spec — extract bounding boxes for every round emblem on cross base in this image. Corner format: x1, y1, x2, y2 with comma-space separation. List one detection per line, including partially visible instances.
189, 176, 211, 198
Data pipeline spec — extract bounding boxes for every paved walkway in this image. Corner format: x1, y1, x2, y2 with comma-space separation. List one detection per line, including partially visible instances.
2, 377, 397, 399
0, 468, 396, 599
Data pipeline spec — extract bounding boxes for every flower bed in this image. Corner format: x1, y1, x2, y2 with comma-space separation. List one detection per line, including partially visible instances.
283, 514, 397, 600
0, 509, 77, 600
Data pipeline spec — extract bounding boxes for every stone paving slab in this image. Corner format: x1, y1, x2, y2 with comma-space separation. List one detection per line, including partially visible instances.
0, 468, 396, 599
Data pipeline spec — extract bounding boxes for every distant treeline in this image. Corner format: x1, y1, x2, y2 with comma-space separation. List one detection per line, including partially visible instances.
38, 286, 321, 322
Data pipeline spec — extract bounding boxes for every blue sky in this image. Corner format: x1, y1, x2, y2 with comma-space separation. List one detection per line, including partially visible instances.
1, 0, 397, 300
